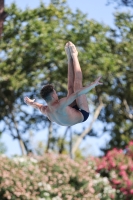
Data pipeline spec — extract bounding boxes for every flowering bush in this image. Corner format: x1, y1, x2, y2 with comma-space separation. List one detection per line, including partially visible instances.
95, 141, 133, 200
0, 153, 116, 200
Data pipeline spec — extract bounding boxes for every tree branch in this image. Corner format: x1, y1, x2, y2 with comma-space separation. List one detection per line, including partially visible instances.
11, 112, 27, 155
4, 117, 17, 139
46, 121, 53, 153
123, 99, 133, 120
59, 126, 70, 154
72, 101, 105, 156
69, 127, 73, 159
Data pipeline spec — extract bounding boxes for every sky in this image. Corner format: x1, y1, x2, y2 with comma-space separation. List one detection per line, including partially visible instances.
2, 0, 131, 157
5, 0, 131, 26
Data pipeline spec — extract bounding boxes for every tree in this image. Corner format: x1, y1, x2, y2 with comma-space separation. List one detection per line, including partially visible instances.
1, 0, 72, 155
100, 12, 133, 151
0, 0, 7, 37
2, 0, 105, 155
1, 0, 133, 157
107, 0, 133, 7
0, 134, 7, 154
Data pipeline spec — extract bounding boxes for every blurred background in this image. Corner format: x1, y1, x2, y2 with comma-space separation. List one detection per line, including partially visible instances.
0, 0, 133, 158
0, 0, 133, 199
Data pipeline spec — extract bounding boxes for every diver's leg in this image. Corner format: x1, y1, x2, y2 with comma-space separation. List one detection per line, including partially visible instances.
69, 42, 89, 112
65, 42, 76, 106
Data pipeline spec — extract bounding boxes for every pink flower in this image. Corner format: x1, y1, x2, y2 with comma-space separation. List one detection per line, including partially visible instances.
119, 170, 127, 177
129, 141, 133, 146
110, 161, 116, 168
129, 166, 133, 171
89, 187, 95, 193
120, 188, 126, 192
130, 189, 133, 194
97, 164, 105, 170
110, 194, 115, 199
126, 180, 132, 188
112, 179, 121, 184
119, 165, 127, 170
123, 191, 128, 195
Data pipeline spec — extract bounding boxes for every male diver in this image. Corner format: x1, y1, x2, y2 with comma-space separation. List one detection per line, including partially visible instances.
24, 42, 102, 126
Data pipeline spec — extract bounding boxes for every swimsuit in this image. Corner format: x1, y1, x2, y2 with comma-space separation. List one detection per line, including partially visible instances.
72, 105, 89, 122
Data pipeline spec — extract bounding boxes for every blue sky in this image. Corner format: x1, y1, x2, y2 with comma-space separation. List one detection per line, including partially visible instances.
2, 0, 131, 157
5, 0, 131, 26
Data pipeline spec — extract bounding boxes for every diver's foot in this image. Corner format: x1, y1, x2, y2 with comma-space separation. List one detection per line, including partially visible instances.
68, 41, 78, 58
65, 42, 72, 61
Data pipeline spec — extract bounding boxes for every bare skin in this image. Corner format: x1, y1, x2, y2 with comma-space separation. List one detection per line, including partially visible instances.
24, 42, 102, 126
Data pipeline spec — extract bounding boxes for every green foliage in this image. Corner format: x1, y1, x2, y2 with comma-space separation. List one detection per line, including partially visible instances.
0, 153, 116, 199
107, 0, 133, 7
0, 0, 133, 154
0, 135, 7, 154
0, 142, 7, 154
100, 12, 133, 151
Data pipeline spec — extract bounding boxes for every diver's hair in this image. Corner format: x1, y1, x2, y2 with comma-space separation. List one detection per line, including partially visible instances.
40, 84, 54, 102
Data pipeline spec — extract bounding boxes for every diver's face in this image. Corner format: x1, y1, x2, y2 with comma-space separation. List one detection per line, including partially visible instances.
52, 89, 58, 100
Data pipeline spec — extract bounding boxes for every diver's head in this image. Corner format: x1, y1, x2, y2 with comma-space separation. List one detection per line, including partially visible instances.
40, 84, 58, 103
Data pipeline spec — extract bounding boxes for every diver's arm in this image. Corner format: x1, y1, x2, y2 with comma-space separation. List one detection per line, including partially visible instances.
60, 77, 103, 108
24, 97, 46, 113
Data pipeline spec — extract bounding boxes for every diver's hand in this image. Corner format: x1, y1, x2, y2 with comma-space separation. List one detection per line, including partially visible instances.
92, 76, 103, 86
24, 97, 35, 105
